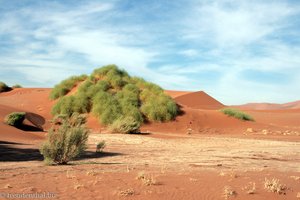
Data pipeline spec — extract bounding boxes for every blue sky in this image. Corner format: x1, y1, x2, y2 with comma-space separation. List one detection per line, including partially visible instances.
0, 0, 300, 104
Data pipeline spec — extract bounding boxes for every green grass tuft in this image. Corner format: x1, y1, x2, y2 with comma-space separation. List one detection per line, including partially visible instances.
220, 108, 254, 121
4, 112, 26, 127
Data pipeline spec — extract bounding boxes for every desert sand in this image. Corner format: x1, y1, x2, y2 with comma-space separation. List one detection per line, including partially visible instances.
1, 88, 300, 199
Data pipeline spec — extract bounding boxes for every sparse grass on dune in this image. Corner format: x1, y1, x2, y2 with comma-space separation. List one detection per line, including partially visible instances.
220, 108, 254, 121
51, 65, 179, 133
49, 74, 88, 100
12, 84, 22, 88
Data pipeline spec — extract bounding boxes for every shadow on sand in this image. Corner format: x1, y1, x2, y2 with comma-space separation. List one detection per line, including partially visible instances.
0, 141, 122, 163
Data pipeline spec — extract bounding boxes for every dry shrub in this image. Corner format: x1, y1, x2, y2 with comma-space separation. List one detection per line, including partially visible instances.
223, 186, 237, 199
264, 178, 287, 195
40, 113, 89, 165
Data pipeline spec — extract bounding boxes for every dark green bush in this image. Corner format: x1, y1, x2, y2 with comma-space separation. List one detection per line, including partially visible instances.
40, 113, 89, 165
96, 141, 106, 152
0, 82, 11, 93
49, 74, 87, 100
220, 108, 254, 121
4, 112, 26, 127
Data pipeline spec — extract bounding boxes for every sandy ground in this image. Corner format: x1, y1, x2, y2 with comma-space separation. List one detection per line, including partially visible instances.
1, 88, 300, 199
1, 133, 300, 199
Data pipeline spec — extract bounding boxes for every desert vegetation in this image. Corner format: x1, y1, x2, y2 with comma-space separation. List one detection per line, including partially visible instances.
49, 74, 88, 100
4, 112, 26, 127
40, 113, 89, 165
264, 178, 287, 195
12, 84, 22, 88
50, 65, 178, 133
220, 108, 254, 121
0, 81, 12, 93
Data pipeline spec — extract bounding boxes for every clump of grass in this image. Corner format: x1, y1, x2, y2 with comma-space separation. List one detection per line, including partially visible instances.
96, 141, 106, 152
0, 81, 12, 93
220, 108, 254, 121
136, 171, 157, 186
50, 65, 179, 132
49, 74, 87, 100
4, 112, 26, 127
223, 186, 237, 199
264, 178, 287, 195
110, 116, 141, 134
243, 182, 256, 194
118, 188, 135, 196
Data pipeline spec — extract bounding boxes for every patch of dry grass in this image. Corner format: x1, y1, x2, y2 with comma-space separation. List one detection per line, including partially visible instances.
290, 176, 300, 181
66, 170, 76, 179
136, 171, 157, 186
118, 188, 135, 196
264, 178, 287, 195
223, 186, 237, 199
243, 182, 256, 194
86, 170, 98, 176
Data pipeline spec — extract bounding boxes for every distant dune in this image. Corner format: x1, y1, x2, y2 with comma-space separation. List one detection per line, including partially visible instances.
234, 100, 300, 110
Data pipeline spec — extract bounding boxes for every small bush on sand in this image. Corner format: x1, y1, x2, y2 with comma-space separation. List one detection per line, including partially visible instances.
220, 108, 254, 121
223, 186, 237, 199
96, 141, 106, 152
40, 113, 89, 165
110, 116, 141, 134
0, 82, 11, 93
4, 112, 26, 127
264, 178, 287, 195
49, 74, 87, 100
12, 84, 22, 88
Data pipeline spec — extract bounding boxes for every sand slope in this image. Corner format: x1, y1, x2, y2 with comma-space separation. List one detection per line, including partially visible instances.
174, 91, 224, 110
0, 104, 44, 142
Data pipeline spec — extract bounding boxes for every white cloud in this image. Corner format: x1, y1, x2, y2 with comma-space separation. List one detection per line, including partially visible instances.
1, 0, 300, 104
184, 0, 294, 47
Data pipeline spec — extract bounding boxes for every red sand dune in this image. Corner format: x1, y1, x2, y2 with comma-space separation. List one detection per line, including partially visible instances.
174, 91, 224, 110
0, 88, 53, 130
0, 104, 44, 142
1, 88, 300, 200
164, 90, 191, 98
1, 88, 300, 138
235, 100, 300, 110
